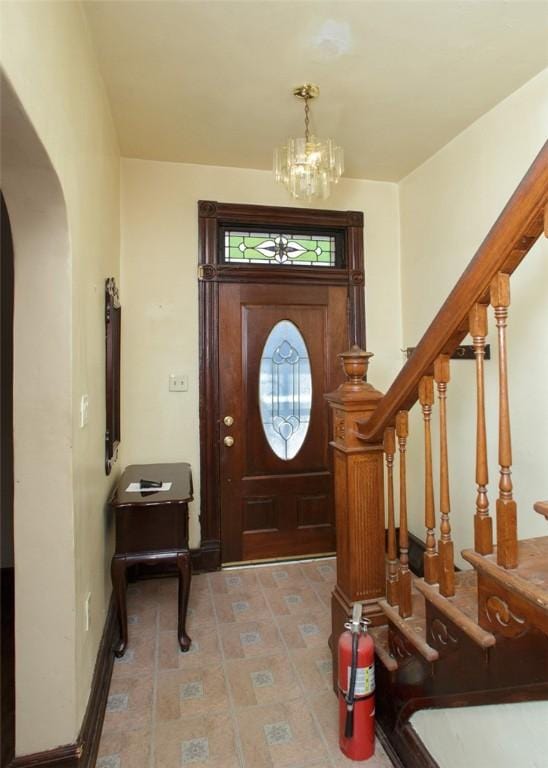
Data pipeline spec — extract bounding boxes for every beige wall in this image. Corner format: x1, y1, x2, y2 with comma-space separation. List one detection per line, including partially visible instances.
399, 69, 548, 565
121, 158, 402, 547
1, 1, 120, 753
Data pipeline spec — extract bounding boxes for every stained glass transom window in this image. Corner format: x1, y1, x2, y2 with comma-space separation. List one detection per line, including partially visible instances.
259, 320, 312, 461
224, 230, 336, 266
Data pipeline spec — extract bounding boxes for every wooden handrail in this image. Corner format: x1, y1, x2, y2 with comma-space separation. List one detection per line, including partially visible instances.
357, 140, 548, 443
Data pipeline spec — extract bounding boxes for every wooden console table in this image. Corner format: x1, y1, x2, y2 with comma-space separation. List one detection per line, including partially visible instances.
109, 462, 193, 657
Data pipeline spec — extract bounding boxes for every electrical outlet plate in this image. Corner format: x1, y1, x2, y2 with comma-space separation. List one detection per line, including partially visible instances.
169, 374, 188, 392
84, 592, 91, 632
80, 394, 89, 427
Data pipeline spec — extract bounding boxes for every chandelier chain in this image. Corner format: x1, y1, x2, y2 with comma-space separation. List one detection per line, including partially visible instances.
304, 97, 310, 144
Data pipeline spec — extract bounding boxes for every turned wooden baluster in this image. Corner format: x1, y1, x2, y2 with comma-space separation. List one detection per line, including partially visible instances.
490, 273, 518, 569
470, 303, 493, 555
419, 376, 439, 583
396, 411, 412, 617
384, 426, 399, 605
434, 354, 455, 597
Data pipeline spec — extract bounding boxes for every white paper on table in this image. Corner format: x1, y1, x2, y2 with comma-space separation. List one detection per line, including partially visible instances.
125, 482, 172, 492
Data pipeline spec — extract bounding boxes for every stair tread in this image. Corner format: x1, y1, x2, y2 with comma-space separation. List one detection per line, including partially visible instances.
462, 536, 548, 611
414, 571, 496, 648
379, 596, 439, 662
370, 625, 398, 672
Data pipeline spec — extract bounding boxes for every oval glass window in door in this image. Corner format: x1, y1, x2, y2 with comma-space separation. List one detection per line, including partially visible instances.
259, 320, 312, 460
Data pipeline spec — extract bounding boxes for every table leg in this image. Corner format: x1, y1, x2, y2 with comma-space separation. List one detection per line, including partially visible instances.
176, 551, 192, 652
111, 555, 128, 657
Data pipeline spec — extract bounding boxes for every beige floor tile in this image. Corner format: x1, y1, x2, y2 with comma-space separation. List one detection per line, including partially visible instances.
276, 609, 331, 651
188, 581, 215, 612
159, 588, 215, 633
226, 653, 301, 708
213, 589, 271, 624
290, 646, 334, 695
96, 725, 151, 768
101, 674, 153, 734
309, 689, 392, 767
309, 581, 334, 608
124, 596, 158, 638
98, 561, 394, 768
209, 568, 260, 594
235, 697, 327, 768
265, 585, 323, 617
258, 563, 309, 591
154, 712, 240, 768
158, 626, 222, 671
300, 559, 336, 585
111, 633, 156, 681
156, 663, 229, 722
220, 619, 285, 659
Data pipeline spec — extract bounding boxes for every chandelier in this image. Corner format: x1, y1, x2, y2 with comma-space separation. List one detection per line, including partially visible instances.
273, 84, 344, 201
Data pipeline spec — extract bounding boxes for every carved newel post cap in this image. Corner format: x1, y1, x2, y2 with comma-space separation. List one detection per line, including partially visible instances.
325, 345, 382, 407
339, 346, 373, 390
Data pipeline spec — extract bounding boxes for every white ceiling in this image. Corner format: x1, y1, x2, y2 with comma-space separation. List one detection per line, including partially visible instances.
83, 1, 548, 181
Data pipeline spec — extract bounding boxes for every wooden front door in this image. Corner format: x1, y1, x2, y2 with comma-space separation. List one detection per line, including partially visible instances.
219, 283, 348, 563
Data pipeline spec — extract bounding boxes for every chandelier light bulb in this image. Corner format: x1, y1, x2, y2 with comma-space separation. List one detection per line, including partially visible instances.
273, 84, 344, 201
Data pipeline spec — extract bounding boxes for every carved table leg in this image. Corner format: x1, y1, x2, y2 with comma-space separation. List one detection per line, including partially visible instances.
111, 555, 128, 657
176, 550, 192, 652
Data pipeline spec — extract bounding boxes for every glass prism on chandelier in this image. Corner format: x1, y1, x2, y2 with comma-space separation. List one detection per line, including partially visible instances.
274, 84, 344, 201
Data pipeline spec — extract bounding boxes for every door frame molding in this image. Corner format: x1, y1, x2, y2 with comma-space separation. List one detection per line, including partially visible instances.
1, 192, 15, 767
197, 201, 365, 571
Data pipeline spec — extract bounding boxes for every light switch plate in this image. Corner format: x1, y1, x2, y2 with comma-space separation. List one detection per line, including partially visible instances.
169, 374, 188, 392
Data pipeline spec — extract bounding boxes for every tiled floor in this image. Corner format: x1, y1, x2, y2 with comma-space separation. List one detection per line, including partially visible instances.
96, 558, 393, 768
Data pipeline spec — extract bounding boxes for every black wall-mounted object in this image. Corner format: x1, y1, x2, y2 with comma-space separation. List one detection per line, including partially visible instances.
405, 344, 491, 361
105, 277, 121, 475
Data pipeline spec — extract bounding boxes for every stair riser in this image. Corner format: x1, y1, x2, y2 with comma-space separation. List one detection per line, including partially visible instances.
425, 603, 490, 670
477, 572, 548, 637
414, 575, 496, 649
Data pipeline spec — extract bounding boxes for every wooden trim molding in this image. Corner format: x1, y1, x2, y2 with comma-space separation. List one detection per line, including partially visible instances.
9, 597, 118, 768
198, 201, 366, 570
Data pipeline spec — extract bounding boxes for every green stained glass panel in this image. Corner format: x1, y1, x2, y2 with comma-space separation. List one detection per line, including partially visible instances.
224, 231, 336, 266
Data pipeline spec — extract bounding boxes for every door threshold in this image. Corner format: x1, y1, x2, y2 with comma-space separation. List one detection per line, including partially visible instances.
222, 552, 336, 570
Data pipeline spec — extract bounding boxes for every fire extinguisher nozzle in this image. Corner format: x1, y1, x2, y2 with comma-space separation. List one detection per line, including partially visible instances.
344, 711, 354, 739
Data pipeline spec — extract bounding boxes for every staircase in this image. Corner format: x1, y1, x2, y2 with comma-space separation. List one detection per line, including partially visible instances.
325, 142, 548, 768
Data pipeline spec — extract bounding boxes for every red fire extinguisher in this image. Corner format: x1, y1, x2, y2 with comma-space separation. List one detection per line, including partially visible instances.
338, 603, 375, 761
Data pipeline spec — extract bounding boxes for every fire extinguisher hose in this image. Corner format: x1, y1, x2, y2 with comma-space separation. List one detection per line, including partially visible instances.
344, 631, 359, 739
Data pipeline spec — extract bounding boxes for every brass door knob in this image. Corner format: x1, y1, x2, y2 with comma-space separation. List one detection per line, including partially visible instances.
223, 416, 234, 427
223, 435, 235, 447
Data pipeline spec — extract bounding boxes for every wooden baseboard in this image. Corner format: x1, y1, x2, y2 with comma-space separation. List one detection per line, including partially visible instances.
193, 535, 424, 576
191, 539, 221, 572
9, 596, 118, 768
376, 719, 439, 768
77, 595, 118, 768
9, 744, 80, 768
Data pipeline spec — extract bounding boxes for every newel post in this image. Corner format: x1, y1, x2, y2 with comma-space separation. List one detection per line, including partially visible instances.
325, 346, 386, 667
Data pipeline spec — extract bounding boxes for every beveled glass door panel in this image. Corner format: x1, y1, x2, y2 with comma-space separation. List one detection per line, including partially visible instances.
244, 302, 328, 477
259, 320, 312, 461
